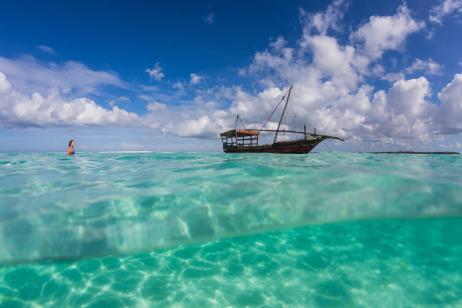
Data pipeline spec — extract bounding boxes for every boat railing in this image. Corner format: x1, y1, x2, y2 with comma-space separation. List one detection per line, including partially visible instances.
221, 134, 259, 148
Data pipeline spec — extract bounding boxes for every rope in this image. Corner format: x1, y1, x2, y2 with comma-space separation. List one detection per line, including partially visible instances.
234, 114, 249, 130
258, 87, 290, 131
282, 109, 290, 133
239, 116, 248, 129
323, 141, 333, 152
234, 115, 239, 129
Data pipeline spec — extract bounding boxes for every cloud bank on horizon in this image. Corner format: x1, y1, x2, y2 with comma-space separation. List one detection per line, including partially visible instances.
1, 0, 462, 150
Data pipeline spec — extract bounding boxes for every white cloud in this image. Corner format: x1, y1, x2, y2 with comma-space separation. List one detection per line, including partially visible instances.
0, 72, 138, 128
2, 0, 461, 149
0, 72, 11, 92
147, 101, 168, 112
173, 82, 185, 90
381, 78, 431, 117
0, 55, 126, 95
190, 73, 203, 85
430, 0, 462, 24
203, 13, 215, 24
305, 35, 359, 90
149, 74, 447, 143
351, 4, 424, 60
381, 72, 406, 83
300, 0, 348, 35
299, 3, 425, 89
405, 58, 443, 75
373, 58, 442, 82
143, 98, 228, 138
145, 63, 164, 81
107, 96, 130, 107
148, 2, 460, 144
164, 115, 216, 137
37, 45, 55, 54
437, 74, 462, 133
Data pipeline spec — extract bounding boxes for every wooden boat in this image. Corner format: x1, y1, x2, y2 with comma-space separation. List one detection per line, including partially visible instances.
220, 85, 343, 154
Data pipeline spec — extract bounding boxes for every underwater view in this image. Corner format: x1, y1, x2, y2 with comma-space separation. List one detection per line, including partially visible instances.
0, 152, 461, 306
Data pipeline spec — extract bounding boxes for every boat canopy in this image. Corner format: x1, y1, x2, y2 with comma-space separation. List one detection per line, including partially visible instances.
220, 129, 260, 138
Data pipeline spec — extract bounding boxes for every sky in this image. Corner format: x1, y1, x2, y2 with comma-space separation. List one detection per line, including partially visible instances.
1, 0, 462, 152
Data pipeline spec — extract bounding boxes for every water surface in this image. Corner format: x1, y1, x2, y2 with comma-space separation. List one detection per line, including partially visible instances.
0, 152, 461, 306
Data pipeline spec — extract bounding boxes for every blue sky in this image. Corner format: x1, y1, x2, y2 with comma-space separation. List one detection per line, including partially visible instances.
0, 0, 462, 152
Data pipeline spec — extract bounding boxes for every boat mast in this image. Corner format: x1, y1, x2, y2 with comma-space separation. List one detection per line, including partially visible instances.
273, 85, 293, 144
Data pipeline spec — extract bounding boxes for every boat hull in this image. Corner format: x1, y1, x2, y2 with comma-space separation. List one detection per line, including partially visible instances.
223, 138, 324, 154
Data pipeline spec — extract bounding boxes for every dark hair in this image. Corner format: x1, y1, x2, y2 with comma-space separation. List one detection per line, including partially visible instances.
68, 139, 74, 147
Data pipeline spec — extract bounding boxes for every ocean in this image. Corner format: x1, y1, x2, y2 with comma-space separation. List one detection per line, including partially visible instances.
0, 152, 461, 306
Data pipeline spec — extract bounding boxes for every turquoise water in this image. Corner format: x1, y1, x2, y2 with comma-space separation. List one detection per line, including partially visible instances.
0, 152, 461, 306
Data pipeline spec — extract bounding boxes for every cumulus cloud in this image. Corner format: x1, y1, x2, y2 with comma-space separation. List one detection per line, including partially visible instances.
2, 0, 461, 148
148, 2, 458, 145
367, 78, 433, 140
107, 96, 130, 107
173, 82, 186, 90
145, 63, 164, 81
299, 3, 424, 86
372, 58, 443, 82
247, 39, 294, 78
405, 58, 443, 75
0, 72, 138, 128
0, 72, 11, 92
164, 115, 216, 137
430, 0, 462, 24
190, 73, 203, 85
142, 98, 227, 138
305, 35, 359, 90
436, 74, 462, 133
351, 4, 424, 60
300, 0, 349, 35
0, 56, 126, 95
146, 101, 168, 113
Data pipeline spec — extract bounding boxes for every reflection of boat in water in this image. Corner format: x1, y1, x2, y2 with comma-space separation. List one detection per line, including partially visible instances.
220, 85, 344, 154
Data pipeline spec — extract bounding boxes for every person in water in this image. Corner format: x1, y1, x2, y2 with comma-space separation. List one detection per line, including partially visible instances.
67, 139, 75, 156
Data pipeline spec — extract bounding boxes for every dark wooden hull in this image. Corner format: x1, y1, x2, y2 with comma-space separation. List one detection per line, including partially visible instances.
223, 138, 324, 154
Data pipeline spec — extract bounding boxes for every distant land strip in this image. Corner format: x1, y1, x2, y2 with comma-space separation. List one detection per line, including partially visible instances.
367, 151, 460, 155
